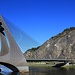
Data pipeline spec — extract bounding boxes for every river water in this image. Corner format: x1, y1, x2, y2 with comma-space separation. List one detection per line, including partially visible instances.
0, 66, 75, 75
28, 67, 75, 75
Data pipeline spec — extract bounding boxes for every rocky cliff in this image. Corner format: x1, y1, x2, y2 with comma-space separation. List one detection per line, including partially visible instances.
24, 27, 75, 59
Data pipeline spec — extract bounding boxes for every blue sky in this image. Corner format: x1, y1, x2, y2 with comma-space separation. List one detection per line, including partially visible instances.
0, 0, 75, 45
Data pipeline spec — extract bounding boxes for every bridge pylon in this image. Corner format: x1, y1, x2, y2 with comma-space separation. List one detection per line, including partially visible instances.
0, 15, 29, 72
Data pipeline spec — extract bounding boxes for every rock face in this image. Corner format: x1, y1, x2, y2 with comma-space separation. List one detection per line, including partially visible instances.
24, 27, 75, 59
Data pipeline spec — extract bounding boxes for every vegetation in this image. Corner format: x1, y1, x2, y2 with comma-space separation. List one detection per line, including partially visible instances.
61, 64, 75, 68
28, 62, 75, 68
25, 46, 40, 53
50, 27, 75, 40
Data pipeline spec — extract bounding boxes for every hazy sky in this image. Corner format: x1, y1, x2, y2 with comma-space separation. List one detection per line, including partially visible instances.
0, 0, 75, 45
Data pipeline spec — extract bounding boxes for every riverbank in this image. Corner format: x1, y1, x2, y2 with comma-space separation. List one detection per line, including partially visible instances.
28, 62, 75, 68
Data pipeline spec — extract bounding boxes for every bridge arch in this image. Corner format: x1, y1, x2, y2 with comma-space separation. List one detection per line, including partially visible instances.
0, 62, 19, 72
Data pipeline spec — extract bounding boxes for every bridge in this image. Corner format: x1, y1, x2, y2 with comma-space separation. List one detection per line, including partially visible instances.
26, 58, 75, 68
0, 15, 30, 72
0, 15, 41, 72
26, 59, 75, 63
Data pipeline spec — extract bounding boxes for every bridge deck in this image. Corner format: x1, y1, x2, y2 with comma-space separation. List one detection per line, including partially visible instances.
26, 59, 75, 62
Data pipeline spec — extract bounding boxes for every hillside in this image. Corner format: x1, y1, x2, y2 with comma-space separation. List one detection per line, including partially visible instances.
24, 27, 75, 59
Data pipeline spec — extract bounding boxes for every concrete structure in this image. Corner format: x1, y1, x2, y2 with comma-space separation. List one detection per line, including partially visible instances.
0, 15, 29, 72
26, 59, 74, 63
